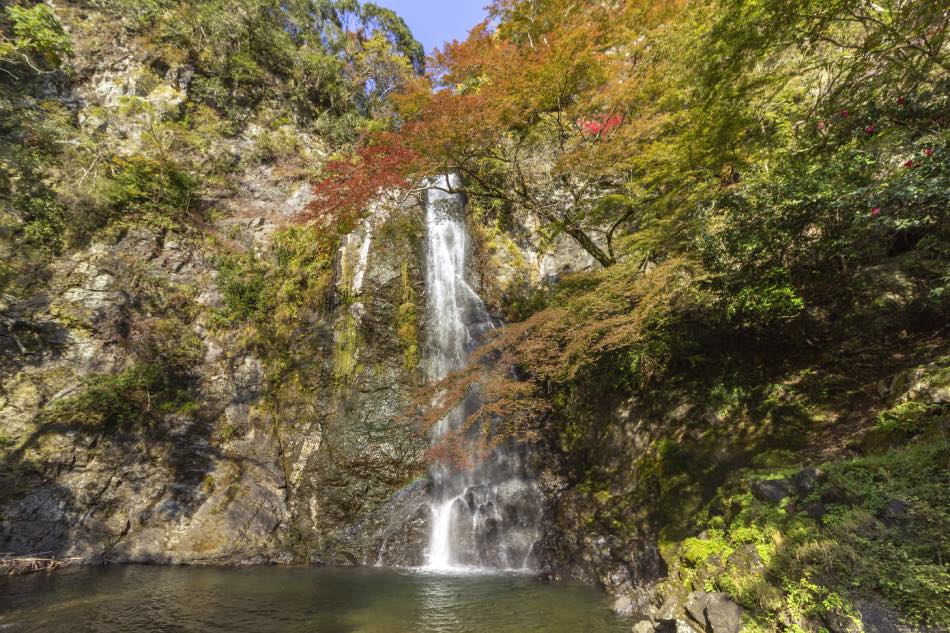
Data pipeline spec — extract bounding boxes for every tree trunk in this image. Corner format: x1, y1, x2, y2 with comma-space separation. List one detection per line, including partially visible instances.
562, 225, 614, 268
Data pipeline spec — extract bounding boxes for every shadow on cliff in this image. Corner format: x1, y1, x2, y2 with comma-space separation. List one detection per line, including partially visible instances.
547, 316, 949, 558
0, 383, 270, 559
0, 291, 70, 378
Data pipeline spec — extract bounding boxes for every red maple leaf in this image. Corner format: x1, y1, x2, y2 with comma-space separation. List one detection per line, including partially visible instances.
578, 114, 623, 138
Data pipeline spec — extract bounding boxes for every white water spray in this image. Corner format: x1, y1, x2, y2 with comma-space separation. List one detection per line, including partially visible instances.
423, 174, 541, 571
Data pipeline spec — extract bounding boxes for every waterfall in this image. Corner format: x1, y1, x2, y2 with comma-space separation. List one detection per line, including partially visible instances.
423, 174, 541, 572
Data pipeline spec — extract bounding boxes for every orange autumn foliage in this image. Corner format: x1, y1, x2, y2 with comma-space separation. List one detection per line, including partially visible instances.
310, 0, 690, 266
306, 131, 420, 229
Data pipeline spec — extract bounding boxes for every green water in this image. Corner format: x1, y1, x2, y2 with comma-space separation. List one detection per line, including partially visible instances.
0, 565, 631, 633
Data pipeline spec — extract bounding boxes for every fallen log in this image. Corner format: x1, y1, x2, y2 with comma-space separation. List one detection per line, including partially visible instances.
0, 554, 82, 576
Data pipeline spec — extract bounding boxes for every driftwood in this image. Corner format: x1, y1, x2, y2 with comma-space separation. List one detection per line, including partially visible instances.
0, 554, 82, 576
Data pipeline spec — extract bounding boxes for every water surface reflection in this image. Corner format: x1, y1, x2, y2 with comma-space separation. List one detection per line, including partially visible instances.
0, 565, 630, 633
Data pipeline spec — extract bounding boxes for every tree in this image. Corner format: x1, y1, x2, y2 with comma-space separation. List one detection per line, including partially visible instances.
307, 131, 418, 229
309, 0, 691, 267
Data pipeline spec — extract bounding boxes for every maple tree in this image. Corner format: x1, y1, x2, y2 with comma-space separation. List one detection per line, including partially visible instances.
337, 0, 949, 468
311, 0, 690, 267
308, 0, 948, 461
307, 131, 418, 229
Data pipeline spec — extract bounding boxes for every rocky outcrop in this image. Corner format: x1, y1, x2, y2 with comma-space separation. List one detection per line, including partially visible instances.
0, 223, 288, 564
0, 188, 433, 565
0, 5, 427, 567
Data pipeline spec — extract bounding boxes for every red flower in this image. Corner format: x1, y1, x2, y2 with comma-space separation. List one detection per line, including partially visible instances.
871, 207, 881, 217
818, 120, 826, 131
840, 109, 849, 118
904, 159, 915, 168
865, 125, 875, 135
923, 148, 933, 157
897, 96, 906, 106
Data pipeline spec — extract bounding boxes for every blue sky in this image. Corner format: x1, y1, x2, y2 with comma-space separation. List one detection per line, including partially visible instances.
374, 1, 490, 55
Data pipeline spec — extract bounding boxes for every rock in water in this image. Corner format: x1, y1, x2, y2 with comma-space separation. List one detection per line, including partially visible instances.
632, 620, 656, 633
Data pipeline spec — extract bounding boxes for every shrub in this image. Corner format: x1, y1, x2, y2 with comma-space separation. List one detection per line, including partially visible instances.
43, 364, 194, 432
0, 3, 72, 71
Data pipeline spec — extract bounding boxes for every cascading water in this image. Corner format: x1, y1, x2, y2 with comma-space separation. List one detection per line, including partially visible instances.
423, 174, 541, 572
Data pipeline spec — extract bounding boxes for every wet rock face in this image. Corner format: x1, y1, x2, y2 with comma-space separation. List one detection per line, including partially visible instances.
435, 477, 542, 569
333, 478, 432, 567
279, 193, 430, 565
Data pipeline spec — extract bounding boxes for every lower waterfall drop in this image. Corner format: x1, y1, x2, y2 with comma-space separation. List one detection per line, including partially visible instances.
423, 174, 541, 572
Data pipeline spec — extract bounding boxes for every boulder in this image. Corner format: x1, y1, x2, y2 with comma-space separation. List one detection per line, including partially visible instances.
802, 501, 828, 521
751, 479, 791, 504
705, 593, 742, 633
791, 468, 823, 496
685, 591, 741, 633
821, 485, 851, 505
685, 592, 710, 627
876, 499, 908, 528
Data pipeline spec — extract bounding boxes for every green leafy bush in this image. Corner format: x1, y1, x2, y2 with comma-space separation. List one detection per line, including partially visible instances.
104, 155, 198, 218
214, 226, 336, 344
43, 364, 195, 432
0, 3, 72, 71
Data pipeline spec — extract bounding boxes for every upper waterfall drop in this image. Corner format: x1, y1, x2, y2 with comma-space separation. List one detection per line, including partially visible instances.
422, 174, 541, 572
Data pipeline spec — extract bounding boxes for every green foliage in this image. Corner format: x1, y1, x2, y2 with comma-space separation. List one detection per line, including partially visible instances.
43, 364, 194, 432
247, 124, 304, 165
1, 0, 423, 269
0, 3, 72, 71
333, 308, 360, 382
496, 278, 551, 323
216, 253, 272, 325
666, 439, 950, 629
214, 225, 336, 355
104, 155, 198, 217
0, 95, 73, 256
724, 279, 805, 327
396, 261, 420, 373
874, 400, 942, 436
17, 194, 67, 251
680, 529, 732, 568
84, 0, 422, 123
129, 317, 204, 373
1, 74, 218, 260
429, 0, 949, 454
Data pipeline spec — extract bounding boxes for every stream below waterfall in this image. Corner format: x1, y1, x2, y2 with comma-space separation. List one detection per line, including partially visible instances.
0, 566, 632, 633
